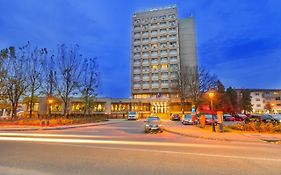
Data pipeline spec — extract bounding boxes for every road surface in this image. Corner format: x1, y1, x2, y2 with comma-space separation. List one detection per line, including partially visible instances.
0, 120, 280, 175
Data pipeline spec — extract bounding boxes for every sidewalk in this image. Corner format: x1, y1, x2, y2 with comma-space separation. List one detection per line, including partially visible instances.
163, 122, 281, 144
0, 119, 124, 132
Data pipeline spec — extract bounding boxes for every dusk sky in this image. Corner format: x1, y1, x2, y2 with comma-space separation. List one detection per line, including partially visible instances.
1, 0, 281, 98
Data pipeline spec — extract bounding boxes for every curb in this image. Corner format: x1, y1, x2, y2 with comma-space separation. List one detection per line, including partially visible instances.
164, 128, 265, 143
0, 120, 122, 132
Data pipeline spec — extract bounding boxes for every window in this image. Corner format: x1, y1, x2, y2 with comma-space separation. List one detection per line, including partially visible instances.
161, 57, 167, 63
170, 49, 177, 55
142, 38, 149, 43
160, 22, 167, 26
256, 98, 260, 101
161, 50, 167, 55
151, 30, 158, 35
151, 58, 158, 64
160, 36, 167, 41
170, 64, 178, 70
169, 21, 176, 26
142, 31, 148, 35
256, 104, 261, 107
151, 44, 158, 49
151, 51, 158, 56
142, 24, 149, 30
151, 23, 157, 28
159, 15, 166, 20
160, 29, 167, 33
170, 42, 177, 47
168, 14, 175, 19
142, 52, 149, 56
152, 65, 158, 69
170, 34, 176, 39
255, 93, 260, 96
142, 45, 149, 50
161, 64, 168, 69
151, 37, 158, 42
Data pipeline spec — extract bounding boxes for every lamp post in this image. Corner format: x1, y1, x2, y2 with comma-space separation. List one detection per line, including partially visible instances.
208, 91, 216, 132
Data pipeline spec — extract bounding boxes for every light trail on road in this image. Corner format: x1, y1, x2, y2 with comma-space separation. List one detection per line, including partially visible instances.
1, 136, 281, 163
0, 133, 109, 138
0, 134, 270, 150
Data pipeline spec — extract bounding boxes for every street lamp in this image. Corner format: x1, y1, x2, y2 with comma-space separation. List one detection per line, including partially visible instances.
208, 91, 216, 132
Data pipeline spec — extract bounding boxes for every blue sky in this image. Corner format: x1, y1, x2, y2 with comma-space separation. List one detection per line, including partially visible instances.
1, 0, 281, 97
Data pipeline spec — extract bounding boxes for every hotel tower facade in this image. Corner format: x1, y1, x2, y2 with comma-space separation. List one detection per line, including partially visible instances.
131, 5, 197, 114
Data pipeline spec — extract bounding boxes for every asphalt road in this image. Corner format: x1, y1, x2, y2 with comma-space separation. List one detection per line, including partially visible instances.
0, 120, 280, 175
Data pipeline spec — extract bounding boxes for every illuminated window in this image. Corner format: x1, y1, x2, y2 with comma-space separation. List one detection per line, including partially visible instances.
162, 64, 168, 69
152, 65, 158, 69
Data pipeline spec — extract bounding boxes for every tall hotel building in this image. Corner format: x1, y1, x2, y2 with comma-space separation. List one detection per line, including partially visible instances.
131, 5, 197, 114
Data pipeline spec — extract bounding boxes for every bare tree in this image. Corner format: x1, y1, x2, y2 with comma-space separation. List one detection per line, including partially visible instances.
198, 67, 218, 93
54, 44, 83, 118
176, 65, 218, 109
80, 57, 99, 117
26, 45, 46, 118
1, 45, 29, 118
176, 65, 191, 113
41, 50, 56, 118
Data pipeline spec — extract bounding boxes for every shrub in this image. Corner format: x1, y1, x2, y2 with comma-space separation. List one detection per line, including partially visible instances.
230, 122, 281, 133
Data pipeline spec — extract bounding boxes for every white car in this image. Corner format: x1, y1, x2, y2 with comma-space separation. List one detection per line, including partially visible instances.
128, 111, 138, 120
271, 114, 281, 123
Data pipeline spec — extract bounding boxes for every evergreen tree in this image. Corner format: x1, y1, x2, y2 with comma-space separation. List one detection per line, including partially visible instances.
240, 89, 252, 113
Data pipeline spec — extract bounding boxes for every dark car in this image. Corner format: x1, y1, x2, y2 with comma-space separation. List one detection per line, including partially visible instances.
244, 114, 279, 124
233, 114, 247, 121
144, 116, 163, 133
181, 114, 195, 125
223, 114, 235, 121
170, 113, 180, 121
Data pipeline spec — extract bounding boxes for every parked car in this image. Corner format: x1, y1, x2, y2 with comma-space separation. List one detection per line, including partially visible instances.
270, 114, 281, 123
233, 114, 247, 121
128, 111, 138, 120
181, 114, 195, 125
244, 114, 279, 124
223, 114, 235, 121
144, 116, 163, 133
198, 114, 218, 125
170, 113, 180, 121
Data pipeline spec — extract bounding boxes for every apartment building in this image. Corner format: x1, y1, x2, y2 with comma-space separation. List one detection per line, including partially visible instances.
236, 89, 281, 113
